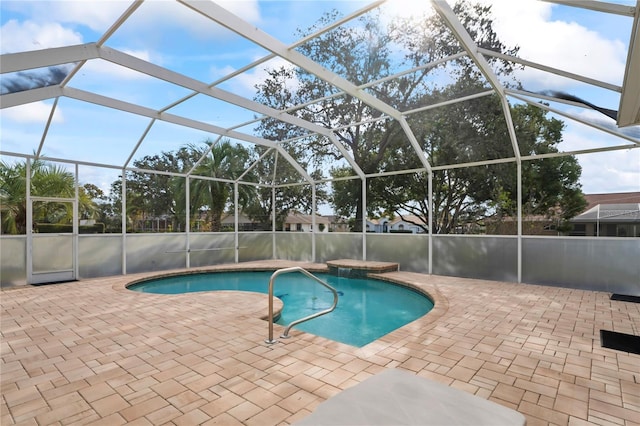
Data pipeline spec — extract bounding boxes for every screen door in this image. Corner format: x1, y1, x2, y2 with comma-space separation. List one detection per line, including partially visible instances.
28, 198, 77, 284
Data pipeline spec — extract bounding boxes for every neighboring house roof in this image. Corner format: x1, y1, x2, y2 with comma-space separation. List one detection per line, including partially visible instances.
571, 203, 640, 223
221, 212, 253, 224
285, 213, 330, 225
583, 192, 640, 211
570, 192, 640, 223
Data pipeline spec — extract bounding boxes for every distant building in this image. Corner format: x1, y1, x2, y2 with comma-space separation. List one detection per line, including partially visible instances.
220, 212, 263, 231
221, 211, 330, 232
325, 215, 350, 232
570, 192, 640, 237
366, 215, 426, 234
283, 213, 330, 232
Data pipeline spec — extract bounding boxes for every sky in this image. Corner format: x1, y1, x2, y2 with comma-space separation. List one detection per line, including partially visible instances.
1, 0, 639, 200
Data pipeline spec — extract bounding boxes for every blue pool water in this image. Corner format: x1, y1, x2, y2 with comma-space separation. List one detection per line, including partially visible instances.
128, 271, 434, 347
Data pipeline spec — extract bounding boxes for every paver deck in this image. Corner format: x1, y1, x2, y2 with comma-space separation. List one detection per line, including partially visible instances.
2, 260, 639, 425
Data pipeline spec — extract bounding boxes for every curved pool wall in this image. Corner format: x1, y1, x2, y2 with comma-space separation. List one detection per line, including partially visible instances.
127, 270, 435, 347
2, 232, 638, 296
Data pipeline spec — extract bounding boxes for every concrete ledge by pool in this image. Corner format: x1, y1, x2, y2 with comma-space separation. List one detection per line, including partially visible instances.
294, 368, 527, 425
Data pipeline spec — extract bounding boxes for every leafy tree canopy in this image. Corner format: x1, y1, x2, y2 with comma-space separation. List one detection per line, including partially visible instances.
0, 158, 96, 234
371, 102, 586, 233
108, 139, 256, 232
243, 145, 329, 230
254, 1, 585, 233
254, 1, 522, 230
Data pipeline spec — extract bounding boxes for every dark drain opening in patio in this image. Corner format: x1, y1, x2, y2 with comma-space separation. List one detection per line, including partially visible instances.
600, 330, 640, 355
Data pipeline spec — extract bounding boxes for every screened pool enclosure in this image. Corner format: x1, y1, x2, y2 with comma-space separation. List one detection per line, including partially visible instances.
1, 0, 639, 295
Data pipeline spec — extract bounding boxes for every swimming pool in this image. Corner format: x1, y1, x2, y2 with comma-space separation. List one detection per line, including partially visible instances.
128, 271, 434, 347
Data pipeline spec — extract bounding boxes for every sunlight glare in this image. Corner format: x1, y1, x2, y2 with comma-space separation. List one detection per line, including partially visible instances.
380, 0, 435, 22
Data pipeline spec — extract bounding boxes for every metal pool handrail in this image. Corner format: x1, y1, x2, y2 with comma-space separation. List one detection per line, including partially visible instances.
265, 266, 339, 344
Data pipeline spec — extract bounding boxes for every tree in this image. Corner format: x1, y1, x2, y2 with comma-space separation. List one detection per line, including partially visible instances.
83, 183, 122, 233
498, 104, 587, 230
371, 101, 586, 233
106, 140, 255, 233
108, 147, 201, 232
243, 145, 328, 230
0, 158, 96, 234
0, 159, 26, 234
175, 140, 255, 232
254, 1, 518, 230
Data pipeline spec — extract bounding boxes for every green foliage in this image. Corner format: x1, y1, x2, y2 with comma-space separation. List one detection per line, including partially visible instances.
255, 1, 520, 231
35, 223, 105, 234
372, 102, 586, 233
329, 168, 360, 219
0, 159, 25, 234
180, 140, 255, 232
242, 145, 328, 230
107, 139, 256, 233
252, 0, 583, 233
0, 157, 96, 234
0, 1, 587, 237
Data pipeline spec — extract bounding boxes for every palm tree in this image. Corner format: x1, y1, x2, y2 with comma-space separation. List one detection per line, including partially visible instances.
176, 140, 255, 232
0, 157, 96, 234
0, 159, 27, 234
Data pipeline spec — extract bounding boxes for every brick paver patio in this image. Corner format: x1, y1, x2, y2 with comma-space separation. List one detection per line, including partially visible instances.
2, 260, 639, 425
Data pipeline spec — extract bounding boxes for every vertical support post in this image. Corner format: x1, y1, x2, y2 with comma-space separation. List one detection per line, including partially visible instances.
234, 182, 239, 263
272, 184, 277, 258
73, 163, 79, 279
186, 176, 191, 268
26, 159, 33, 284
121, 171, 127, 275
362, 177, 367, 261
498, 97, 523, 284
272, 154, 278, 259
516, 162, 522, 284
428, 171, 433, 275
312, 184, 316, 262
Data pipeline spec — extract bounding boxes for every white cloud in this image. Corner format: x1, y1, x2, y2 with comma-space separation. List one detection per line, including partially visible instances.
480, 0, 627, 87
214, 56, 299, 99
0, 102, 64, 124
560, 121, 639, 193
570, 109, 640, 139
216, 0, 261, 24
380, 0, 435, 23
0, 19, 83, 53
2, 1, 130, 33
577, 149, 640, 193
119, 0, 262, 42
2, 0, 261, 45
45, 1, 128, 32
80, 49, 155, 81
477, 0, 639, 195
